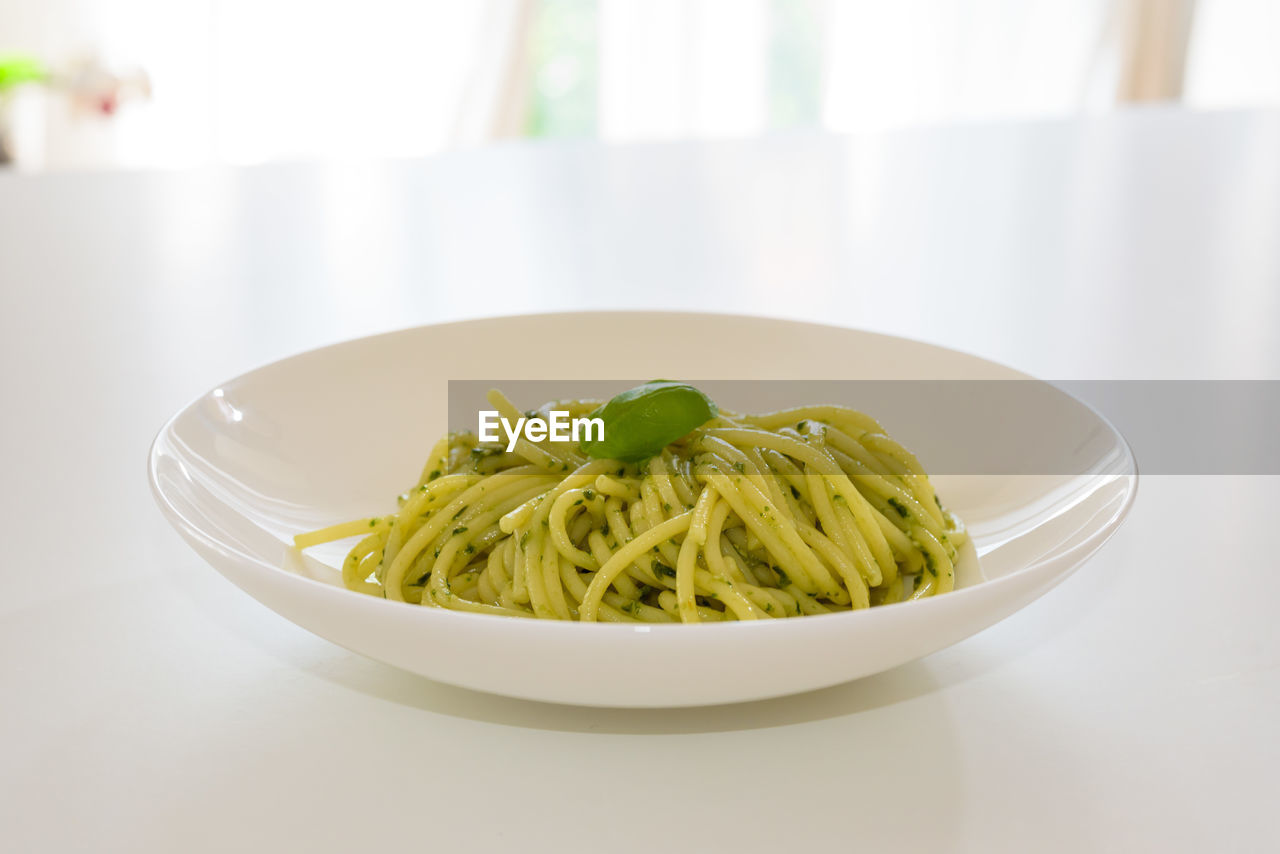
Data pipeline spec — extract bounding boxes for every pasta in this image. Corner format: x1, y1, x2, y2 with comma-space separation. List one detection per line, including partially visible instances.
294, 387, 967, 622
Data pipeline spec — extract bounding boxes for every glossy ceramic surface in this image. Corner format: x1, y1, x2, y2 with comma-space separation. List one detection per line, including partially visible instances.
150, 312, 1136, 706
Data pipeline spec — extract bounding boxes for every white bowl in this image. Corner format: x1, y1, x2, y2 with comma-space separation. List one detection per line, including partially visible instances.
149, 312, 1136, 707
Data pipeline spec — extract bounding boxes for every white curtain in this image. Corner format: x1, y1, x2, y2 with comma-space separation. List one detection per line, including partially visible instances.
0, 0, 529, 168
1185, 0, 1280, 107
819, 0, 1118, 133
594, 0, 1206, 139
212, 0, 531, 163
598, 0, 769, 138
3, 0, 1279, 169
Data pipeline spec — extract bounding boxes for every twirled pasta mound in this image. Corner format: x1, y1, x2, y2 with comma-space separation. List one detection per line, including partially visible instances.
296, 389, 966, 622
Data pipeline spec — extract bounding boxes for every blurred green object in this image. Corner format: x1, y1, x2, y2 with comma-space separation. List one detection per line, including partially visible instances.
0, 55, 48, 92
526, 0, 597, 138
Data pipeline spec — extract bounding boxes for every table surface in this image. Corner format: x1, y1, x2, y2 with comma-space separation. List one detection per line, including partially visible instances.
1, 107, 1277, 853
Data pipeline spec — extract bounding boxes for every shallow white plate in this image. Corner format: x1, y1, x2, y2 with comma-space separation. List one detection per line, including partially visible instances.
150, 312, 1136, 707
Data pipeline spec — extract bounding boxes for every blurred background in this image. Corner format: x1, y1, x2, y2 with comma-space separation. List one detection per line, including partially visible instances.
1, 0, 1278, 170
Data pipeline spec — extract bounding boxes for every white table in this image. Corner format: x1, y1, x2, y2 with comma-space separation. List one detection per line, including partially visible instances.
2, 107, 1276, 852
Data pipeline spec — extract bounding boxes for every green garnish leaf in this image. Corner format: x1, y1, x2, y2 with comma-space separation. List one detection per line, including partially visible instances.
579, 381, 718, 463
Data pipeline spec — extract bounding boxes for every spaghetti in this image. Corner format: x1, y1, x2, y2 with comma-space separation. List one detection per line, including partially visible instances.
294, 388, 966, 622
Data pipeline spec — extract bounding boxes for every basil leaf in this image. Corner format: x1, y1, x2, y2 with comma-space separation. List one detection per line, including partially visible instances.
580, 381, 718, 462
